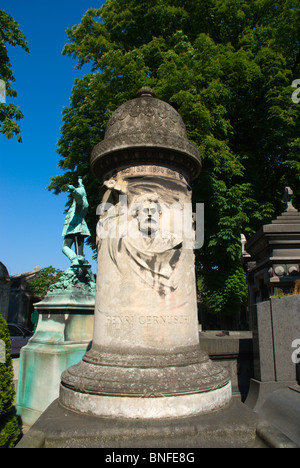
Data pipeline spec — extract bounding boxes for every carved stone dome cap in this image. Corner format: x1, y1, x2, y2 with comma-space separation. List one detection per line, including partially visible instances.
91, 88, 202, 182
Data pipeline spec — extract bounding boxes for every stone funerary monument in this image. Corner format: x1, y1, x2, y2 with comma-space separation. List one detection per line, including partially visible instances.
59, 87, 231, 418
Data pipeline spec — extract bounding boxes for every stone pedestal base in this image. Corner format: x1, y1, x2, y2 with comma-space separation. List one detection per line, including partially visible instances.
59, 345, 231, 419
17, 342, 91, 427
17, 292, 94, 427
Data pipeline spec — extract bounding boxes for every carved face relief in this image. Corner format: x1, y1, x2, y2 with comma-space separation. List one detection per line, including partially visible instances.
130, 194, 162, 237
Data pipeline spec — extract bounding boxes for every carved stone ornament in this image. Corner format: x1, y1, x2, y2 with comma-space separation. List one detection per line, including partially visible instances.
91, 88, 202, 182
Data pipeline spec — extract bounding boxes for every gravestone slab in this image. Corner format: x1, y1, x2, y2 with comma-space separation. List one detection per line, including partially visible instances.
246, 294, 300, 410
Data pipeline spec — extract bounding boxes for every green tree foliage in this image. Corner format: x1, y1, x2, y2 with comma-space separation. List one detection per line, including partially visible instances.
0, 315, 20, 448
49, 0, 300, 319
0, 10, 29, 142
29, 266, 63, 298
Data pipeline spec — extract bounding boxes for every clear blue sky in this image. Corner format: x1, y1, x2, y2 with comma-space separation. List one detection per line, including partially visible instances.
1, 0, 106, 276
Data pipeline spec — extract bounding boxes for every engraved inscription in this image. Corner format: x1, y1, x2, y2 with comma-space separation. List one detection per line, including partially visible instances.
107, 165, 184, 180
105, 314, 189, 329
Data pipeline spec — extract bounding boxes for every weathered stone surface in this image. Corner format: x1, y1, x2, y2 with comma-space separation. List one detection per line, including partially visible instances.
61, 347, 229, 397
270, 295, 300, 382
252, 295, 300, 384
91, 87, 201, 182
245, 294, 300, 410
252, 300, 275, 382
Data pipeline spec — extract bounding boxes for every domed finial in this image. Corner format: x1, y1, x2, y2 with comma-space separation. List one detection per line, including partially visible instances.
136, 87, 156, 98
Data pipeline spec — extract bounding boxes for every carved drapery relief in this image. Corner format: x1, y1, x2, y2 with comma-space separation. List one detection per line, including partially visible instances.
93, 171, 198, 349
96, 174, 192, 293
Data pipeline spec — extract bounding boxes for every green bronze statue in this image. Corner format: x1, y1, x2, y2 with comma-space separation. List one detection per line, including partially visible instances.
62, 177, 91, 265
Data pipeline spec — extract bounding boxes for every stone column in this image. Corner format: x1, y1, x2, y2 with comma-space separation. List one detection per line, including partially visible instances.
60, 88, 231, 418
